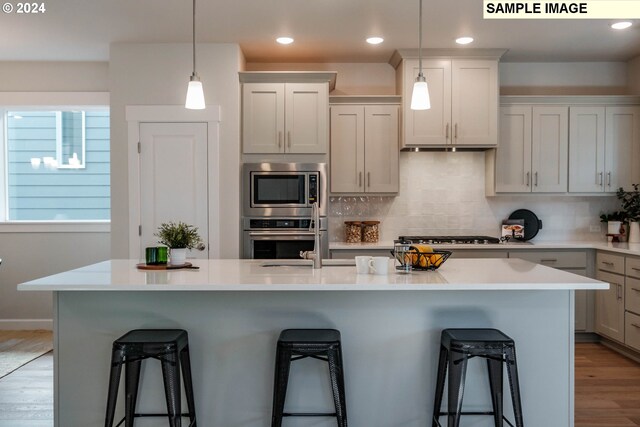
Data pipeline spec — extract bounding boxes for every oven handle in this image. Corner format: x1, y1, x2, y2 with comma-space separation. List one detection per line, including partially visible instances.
248, 231, 317, 237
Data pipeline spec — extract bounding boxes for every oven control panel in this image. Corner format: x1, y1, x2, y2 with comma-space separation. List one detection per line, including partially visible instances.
249, 219, 312, 229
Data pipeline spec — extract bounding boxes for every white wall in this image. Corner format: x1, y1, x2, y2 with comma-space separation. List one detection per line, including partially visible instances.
329, 152, 618, 243
246, 62, 396, 95
109, 43, 243, 259
0, 61, 111, 327
629, 56, 640, 95
500, 62, 629, 95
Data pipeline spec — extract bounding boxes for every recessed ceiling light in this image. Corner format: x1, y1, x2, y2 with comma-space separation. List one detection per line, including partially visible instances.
276, 37, 294, 45
455, 36, 474, 45
611, 21, 632, 30
366, 37, 384, 45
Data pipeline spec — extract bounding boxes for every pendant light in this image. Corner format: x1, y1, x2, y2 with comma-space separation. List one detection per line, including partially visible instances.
410, 0, 431, 110
185, 0, 205, 110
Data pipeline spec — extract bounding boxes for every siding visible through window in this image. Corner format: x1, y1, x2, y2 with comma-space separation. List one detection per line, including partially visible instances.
6, 110, 110, 221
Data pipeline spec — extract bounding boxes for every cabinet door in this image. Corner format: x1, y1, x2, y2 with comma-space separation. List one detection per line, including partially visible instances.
330, 106, 364, 193
402, 59, 451, 147
605, 106, 640, 192
364, 106, 399, 193
242, 83, 285, 154
451, 60, 498, 146
496, 106, 532, 193
531, 106, 568, 193
569, 106, 606, 192
595, 270, 625, 343
285, 83, 328, 153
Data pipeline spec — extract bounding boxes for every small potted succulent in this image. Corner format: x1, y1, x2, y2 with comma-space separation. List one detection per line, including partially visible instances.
617, 184, 640, 243
155, 221, 202, 265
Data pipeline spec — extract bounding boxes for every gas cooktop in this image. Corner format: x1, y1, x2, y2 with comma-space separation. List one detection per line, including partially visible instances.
398, 235, 501, 245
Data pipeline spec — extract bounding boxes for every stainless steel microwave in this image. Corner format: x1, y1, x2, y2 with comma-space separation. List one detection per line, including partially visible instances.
242, 163, 327, 217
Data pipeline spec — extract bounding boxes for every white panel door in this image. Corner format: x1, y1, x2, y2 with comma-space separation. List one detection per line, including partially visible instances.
330, 106, 365, 193
605, 106, 640, 192
242, 83, 285, 153
365, 105, 399, 193
139, 122, 209, 260
569, 107, 606, 193
403, 59, 451, 147
452, 60, 498, 146
532, 106, 568, 193
285, 83, 328, 153
496, 106, 532, 193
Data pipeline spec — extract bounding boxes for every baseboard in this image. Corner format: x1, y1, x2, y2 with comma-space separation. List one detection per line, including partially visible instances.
600, 337, 640, 364
575, 332, 600, 343
0, 319, 53, 330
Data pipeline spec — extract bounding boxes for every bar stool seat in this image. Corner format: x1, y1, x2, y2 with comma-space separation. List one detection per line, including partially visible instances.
104, 329, 197, 427
432, 328, 524, 427
271, 328, 347, 427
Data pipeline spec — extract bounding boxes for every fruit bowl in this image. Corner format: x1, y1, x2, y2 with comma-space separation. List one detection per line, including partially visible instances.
390, 245, 452, 271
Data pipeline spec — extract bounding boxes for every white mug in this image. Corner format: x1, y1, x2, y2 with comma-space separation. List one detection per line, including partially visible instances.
355, 256, 372, 274
368, 256, 389, 275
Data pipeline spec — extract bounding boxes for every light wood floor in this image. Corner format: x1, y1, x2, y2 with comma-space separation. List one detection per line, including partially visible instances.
0, 342, 638, 426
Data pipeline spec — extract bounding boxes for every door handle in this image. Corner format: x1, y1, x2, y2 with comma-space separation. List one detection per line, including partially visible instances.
598, 172, 603, 186
454, 123, 458, 141
540, 259, 558, 263
446, 123, 450, 141
534, 172, 538, 187
632, 323, 640, 329
359, 171, 362, 187
602, 261, 614, 266
287, 131, 291, 149
607, 171, 611, 187
278, 131, 282, 148
631, 287, 640, 292
617, 284, 623, 300
526, 172, 530, 187
367, 172, 371, 188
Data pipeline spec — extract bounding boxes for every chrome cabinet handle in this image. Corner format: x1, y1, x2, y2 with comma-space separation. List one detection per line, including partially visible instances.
540, 259, 558, 263
367, 172, 371, 188
632, 267, 640, 272
632, 287, 640, 292
602, 261, 614, 266
598, 172, 603, 186
446, 123, 450, 141
617, 284, 623, 300
534, 172, 538, 187
632, 323, 640, 329
359, 171, 362, 187
526, 172, 530, 187
278, 131, 282, 148
454, 123, 458, 140
607, 171, 611, 187
287, 131, 291, 148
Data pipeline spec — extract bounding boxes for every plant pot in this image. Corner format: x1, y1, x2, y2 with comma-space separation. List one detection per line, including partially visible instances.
607, 221, 622, 235
170, 248, 187, 265
629, 222, 640, 243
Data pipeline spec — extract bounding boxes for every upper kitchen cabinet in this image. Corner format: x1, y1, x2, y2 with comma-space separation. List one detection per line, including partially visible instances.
390, 50, 505, 150
496, 105, 568, 193
569, 105, 640, 193
239, 72, 337, 154
329, 98, 400, 193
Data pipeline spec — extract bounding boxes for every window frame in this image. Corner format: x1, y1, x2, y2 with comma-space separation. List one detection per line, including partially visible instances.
0, 92, 110, 232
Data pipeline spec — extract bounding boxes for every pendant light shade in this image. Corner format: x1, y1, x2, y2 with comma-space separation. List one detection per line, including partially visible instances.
185, 0, 205, 110
410, 0, 431, 111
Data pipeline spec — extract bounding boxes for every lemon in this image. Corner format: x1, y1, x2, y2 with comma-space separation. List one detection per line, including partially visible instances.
419, 254, 431, 268
430, 254, 444, 267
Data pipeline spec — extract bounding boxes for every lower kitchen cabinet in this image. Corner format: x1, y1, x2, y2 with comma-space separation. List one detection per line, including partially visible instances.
509, 249, 591, 332
595, 268, 625, 342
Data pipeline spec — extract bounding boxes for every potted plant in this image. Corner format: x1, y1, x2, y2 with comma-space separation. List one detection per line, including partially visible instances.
617, 184, 640, 243
155, 221, 202, 265
599, 211, 626, 236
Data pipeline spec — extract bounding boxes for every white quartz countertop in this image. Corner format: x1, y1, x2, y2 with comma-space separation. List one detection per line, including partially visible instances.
329, 240, 640, 255
18, 258, 607, 292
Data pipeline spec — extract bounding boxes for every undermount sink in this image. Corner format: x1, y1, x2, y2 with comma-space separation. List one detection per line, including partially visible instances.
260, 259, 355, 267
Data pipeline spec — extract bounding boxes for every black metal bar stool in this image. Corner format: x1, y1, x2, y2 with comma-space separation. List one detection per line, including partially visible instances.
104, 329, 197, 427
432, 328, 524, 427
271, 328, 347, 427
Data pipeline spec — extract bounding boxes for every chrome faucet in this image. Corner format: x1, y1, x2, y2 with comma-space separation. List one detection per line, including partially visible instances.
300, 202, 322, 268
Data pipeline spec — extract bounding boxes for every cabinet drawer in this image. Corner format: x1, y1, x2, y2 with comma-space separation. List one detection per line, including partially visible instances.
625, 311, 640, 352
626, 256, 640, 279
597, 252, 625, 274
626, 277, 640, 315
509, 250, 586, 268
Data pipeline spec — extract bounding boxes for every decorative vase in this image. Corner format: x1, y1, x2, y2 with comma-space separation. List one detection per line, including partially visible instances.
629, 222, 640, 243
607, 221, 622, 235
170, 248, 187, 265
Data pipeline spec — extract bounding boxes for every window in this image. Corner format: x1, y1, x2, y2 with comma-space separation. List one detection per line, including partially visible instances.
4, 108, 110, 221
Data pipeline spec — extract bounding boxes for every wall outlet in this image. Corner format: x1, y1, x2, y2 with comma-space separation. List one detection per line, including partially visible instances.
590, 225, 602, 232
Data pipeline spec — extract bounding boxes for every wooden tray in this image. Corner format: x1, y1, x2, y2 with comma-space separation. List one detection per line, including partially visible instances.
136, 262, 198, 270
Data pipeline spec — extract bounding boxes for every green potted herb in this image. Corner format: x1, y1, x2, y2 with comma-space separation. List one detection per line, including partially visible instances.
155, 221, 202, 265
617, 184, 640, 243
599, 211, 626, 235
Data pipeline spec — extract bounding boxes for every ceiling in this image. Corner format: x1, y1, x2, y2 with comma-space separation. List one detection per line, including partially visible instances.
1, 0, 639, 63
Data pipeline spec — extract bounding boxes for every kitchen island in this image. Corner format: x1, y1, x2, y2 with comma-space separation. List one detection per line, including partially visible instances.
19, 258, 607, 427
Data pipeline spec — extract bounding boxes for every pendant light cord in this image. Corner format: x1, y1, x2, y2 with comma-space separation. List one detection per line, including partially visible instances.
192, 0, 196, 75
418, 0, 423, 77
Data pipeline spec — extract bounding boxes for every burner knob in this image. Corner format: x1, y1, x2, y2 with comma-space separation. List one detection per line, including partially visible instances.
473, 239, 480, 244
427, 239, 433, 244
484, 239, 490, 244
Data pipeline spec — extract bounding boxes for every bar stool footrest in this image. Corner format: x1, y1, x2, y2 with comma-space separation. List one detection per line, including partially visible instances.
433, 412, 515, 427
283, 412, 338, 417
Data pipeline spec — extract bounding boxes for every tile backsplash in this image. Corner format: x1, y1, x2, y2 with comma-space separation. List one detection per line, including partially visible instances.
329, 152, 619, 242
